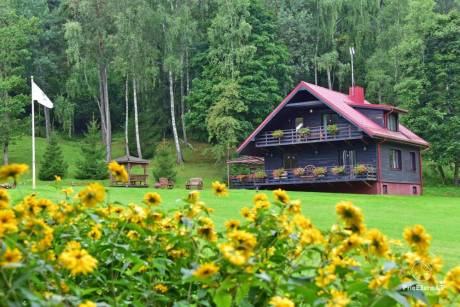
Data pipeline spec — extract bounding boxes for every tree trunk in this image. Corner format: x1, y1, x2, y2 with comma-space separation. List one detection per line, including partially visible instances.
437, 164, 446, 184
185, 47, 190, 93
98, 65, 107, 152
125, 76, 130, 156
102, 64, 111, 162
180, 65, 188, 145
454, 160, 459, 186
327, 68, 332, 89
168, 70, 184, 164
133, 77, 142, 158
44, 107, 51, 141
2, 142, 8, 166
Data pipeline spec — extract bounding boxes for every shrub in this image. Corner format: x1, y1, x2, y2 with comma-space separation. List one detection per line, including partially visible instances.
75, 120, 108, 180
0, 167, 457, 306
313, 166, 327, 176
354, 164, 368, 175
254, 171, 267, 179
331, 166, 345, 175
298, 127, 311, 137
272, 168, 285, 177
292, 167, 305, 176
152, 142, 177, 182
326, 124, 338, 135
272, 129, 284, 139
38, 135, 68, 181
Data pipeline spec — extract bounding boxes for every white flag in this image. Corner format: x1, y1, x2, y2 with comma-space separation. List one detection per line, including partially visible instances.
32, 80, 53, 108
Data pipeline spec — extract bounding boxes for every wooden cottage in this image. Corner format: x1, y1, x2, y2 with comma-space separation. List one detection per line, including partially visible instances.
233, 82, 429, 195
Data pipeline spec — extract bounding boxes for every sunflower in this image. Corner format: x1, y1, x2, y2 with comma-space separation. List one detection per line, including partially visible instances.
211, 181, 228, 197
153, 283, 168, 293
78, 183, 106, 207
366, 229, 389, 258
143, 192, 162, 206
79, 301, 96, 307
87, 224, 102, 240
253, 193, 268, 204
268, 296, 295, 307
61, 187, 74, 197
59, 247, 98, 276
193, 263, 219, 279
444, 266, 460, 293
240, 207, 255, 221
187, 190, 200, 203
108, 161, 129, 183
219, 243, 248, 266
273, 189, 290, 204
0, 189, 10, 209
197, 225, 217, 242
0, 209, 18, 237
403, 224, 431, 253
336, 201, 364, 226
227, 230, 257, 254
224, 219, 240, 231
327, 290, 350, 307
54, 175, 62, 183
300, 227, 324, 245
0, 247, 22, 267
127, 230, 140, 240
0, 163, 28, 184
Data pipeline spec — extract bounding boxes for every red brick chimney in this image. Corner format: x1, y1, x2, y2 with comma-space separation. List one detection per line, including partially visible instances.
348, 86, 365, 104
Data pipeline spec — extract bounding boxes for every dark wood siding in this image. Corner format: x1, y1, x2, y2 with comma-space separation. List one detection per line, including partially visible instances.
380, 142, 421, 183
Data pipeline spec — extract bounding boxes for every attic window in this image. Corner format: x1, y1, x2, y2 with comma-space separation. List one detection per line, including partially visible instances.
387, 113, 399, 132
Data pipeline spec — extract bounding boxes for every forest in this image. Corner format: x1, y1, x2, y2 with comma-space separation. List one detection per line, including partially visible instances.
1, 0, 459, 184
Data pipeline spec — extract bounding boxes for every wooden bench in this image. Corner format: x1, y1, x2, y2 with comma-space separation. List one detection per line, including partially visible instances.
154, 177, 174, 189
186, 177, 203, 190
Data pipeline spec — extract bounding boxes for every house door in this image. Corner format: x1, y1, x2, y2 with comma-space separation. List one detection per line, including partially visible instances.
339, 149, 356, 167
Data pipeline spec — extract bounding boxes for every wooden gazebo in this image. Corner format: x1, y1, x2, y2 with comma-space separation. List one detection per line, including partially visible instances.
112, 155, 149, 187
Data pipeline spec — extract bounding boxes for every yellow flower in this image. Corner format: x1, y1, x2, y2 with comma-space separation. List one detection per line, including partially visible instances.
193, 263, 219, 279
293, 214, 312, 230
187, 190, 200, 203
197, 225, 217, 242
143, 192, 162, 206
0, 209, 18, 237
60, 281, 70, 293
78, 183, 106, 207
253, 193, 268, 204
54, 175, 62, 182
327, 289, 350, 307
153, 283, 168, 293
403, 225, 431, 254
127, 230, 140, 240
79, 301, 96, 307
269, 296, 295, 307
0, 189, 10, 209
61, 187, 74, 196
287, 200, 301, 214
444, 266, 460, 293
108, 160, 129, 183
224, 219, 240, 231
0, 247, 22, 267
219, 243, 248, 266
336, 201, 364, 226
211, 181, 228, 196
227, 230, 257, 254
87, 224, 102, 240
315, 265, 336, 287
254, 200, 270, 211
273, 189, 290, 204
300, 227, 324, 245
59, 247, 98, 276
0, 163, 28, 182
366, 229, 390, 258
369, 271, 393, 290
240, 207, 255, 221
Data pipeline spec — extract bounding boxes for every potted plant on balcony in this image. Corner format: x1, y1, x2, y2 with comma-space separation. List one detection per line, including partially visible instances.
354, 164, 368, 175
326, 124, 338, 135
254, 171, 267, 181
313, 166, 327, 177
298, 127, 310, 139
272, 129, 284, 139
272, 168, 285, 180
331, 166, 345, 176
292, 167, 305, 177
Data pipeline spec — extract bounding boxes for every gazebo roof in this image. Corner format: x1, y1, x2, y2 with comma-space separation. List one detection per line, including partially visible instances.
226, 155, 264, 165
114, 155, 150, 165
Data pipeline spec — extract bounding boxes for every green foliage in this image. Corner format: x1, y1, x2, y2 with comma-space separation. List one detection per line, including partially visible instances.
38, 135, 68, 180
272, 129, 284, 139
152, 143, 177, 181
75, 120, 108, 180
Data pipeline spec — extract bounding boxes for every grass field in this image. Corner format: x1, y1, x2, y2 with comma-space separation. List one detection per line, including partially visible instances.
3, 135, 460, 270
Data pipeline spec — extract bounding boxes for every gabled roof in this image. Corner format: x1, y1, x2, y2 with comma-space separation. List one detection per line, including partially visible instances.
237, 81, 429, 154
115, 155, 150, 164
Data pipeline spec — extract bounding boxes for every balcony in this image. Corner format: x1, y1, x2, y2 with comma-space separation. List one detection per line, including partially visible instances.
229, 164, 377, 189
255, 123, 363, 147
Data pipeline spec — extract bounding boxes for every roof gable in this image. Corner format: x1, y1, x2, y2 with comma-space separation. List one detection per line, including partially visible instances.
237, 82, 429, 154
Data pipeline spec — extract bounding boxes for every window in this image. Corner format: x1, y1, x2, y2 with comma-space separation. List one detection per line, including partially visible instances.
383, 185, 388, 194
387, 113, 399, 132
295, 117, 304, 130
410, 152, 417, 171
390, 149, 402, 170
412, 186, 418, 195
339, 149, 356, 167
322, 113, 339, 127
283, 154, 297, 169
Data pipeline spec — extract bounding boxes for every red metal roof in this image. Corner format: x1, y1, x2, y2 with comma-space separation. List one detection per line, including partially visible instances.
237, 81, 429, 154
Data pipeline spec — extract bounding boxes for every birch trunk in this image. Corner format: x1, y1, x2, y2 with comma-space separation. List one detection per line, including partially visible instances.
180, 65, 188, 145
125, 76, 130, 156
168, 70, 183, 164
133, 77, 142, 158
98, 65, 107, 152
99, 63, 111, 162
2, 142, 8, 165
327, 69, 332, 89
44, 107, 51, 141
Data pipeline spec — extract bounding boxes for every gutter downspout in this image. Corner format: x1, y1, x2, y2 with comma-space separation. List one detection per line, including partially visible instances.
377, 138, 387, 194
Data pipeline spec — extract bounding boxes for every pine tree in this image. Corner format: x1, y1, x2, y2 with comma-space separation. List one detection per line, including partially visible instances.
75, 120, 108, 180
38, 136, 68, 181
152, 142, 177, 182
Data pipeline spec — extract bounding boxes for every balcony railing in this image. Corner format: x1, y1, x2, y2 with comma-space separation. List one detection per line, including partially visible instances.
229, 164, 377, 189
255, 124, 362, 147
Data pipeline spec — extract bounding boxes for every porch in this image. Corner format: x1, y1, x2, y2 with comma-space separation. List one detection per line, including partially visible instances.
229, 164, 377, 189
255, 123, 362, 148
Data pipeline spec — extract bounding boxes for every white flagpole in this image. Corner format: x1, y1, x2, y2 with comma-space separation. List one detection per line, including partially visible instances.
31, 76, 36, 190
